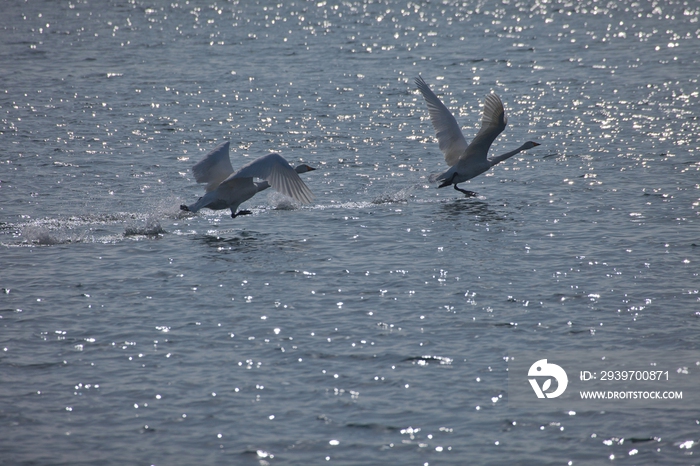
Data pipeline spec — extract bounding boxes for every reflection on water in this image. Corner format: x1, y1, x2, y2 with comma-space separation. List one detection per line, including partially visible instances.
199, 228, 314, 260
437, 198, 510, 224
2, 0, 700, 464
200, 230, 262, 253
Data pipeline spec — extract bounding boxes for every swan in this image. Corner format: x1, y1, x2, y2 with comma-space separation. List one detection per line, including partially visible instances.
180, 141, 315, 218
415, 76, 540, 196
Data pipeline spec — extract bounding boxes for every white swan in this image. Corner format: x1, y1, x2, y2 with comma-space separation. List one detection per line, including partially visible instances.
180, 141, 315, 218
415, 76, 540, 196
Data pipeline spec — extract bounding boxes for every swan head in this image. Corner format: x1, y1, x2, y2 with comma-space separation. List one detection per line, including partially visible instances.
294, 164, 316, 174
522, 141, 540, 150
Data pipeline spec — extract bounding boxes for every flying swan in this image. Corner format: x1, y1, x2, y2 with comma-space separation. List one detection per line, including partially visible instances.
415, 76, 540, 196
180, 141, 315, 218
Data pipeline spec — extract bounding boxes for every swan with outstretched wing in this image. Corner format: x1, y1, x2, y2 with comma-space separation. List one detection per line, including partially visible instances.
415, 76, 540, 197
180, 142, 315, 218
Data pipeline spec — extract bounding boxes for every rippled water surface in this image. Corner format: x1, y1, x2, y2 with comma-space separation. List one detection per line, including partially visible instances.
2, 0, 699, 464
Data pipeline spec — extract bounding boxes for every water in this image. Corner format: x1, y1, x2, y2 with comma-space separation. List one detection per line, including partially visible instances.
1, 0, 699, 464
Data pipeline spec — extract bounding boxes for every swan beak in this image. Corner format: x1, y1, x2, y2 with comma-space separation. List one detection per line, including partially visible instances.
533, 142, 541, 147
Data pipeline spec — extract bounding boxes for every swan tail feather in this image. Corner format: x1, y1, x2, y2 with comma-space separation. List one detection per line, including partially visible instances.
182, 191, 221, 213
429, 172, 451, 187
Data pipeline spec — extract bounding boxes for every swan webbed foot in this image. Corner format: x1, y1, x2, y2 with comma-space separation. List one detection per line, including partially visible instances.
453, 185, 478, 197
231, 210, 252, 218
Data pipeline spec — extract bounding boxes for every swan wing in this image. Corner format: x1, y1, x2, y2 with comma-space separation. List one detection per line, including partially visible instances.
231, 153, 314, 204
462, 93, 508, 163
191, 141, 235, 192
216, 176, 256, 206
415, 76, 469, 167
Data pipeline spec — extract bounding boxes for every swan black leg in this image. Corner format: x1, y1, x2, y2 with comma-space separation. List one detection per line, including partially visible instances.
231, 210, 252, 218
453, 184, 477, 197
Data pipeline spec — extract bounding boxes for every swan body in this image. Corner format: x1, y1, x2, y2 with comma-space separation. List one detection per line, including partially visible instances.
415, 76, 539, 196
180, 141, 315, 218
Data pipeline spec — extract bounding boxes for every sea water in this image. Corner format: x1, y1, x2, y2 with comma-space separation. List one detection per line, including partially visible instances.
1, 1, 699, 464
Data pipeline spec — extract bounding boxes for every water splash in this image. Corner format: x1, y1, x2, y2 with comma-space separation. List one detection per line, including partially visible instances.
123, 217, 166, 238
1, 198, 181, 246
371, 185, 417, 205
266, 191, 301, 211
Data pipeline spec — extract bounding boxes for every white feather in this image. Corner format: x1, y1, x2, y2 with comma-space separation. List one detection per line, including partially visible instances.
415, 76, 539, 194
182, 144, 315, 218
191, 141, 235, 192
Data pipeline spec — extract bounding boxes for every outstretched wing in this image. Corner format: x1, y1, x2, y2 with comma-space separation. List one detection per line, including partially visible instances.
415, 76, 469, 167
462, 93, 508, 163
191, 141, 234, 192
231, 153, 314, 204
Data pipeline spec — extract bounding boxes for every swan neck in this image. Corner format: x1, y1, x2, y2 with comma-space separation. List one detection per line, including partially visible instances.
489, 145, 525, 166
